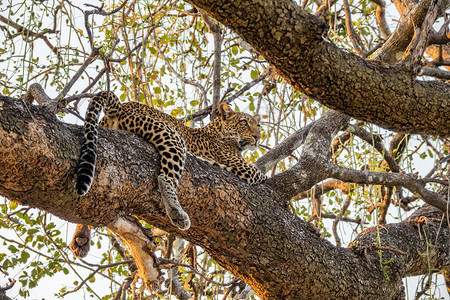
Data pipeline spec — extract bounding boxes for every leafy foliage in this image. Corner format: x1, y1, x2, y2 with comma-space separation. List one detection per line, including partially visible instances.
0, 0, 449, 299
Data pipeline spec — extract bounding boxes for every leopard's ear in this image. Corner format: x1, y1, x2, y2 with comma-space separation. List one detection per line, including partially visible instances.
253, 114, 261, 123
218, 103, 234, 119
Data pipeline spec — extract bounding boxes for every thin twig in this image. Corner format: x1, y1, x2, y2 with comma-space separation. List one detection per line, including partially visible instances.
0, 14, 60, 57
425, 154, 450, 178
159, 258, 237, 287
332, 193, 353, 247
61, 260, 132, 297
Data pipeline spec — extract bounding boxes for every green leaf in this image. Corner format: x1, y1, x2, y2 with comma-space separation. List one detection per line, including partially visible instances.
9, 202, 18, 210
8, 245, 18, 254
250, 70, 259, 80
249, 101, 255, 112
231, 46, 239, 55
20, 251, 30, 263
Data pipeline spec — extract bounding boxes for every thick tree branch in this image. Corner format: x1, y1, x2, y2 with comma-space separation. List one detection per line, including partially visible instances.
187, 0, 450, 135
420, 66, 450, 80
255, 122, 313, 173
267, 110, 351, 199
1, 96, 450, 299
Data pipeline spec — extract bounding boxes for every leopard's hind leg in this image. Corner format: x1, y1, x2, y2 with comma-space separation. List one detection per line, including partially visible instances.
122, 115, 190, 230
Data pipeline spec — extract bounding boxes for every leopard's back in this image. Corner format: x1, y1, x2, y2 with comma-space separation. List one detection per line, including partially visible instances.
116, 100, 266, 184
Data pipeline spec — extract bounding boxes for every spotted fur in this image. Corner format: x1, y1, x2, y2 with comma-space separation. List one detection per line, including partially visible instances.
76, 91, 265, 232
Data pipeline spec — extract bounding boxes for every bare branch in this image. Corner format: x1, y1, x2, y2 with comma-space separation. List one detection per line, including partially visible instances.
327, 164, 448, 212
256, 123, 313, 174
293, 179, 353, 201
56, 49, 100, 101
266, 110, 351, 199
332, 193, 352, 247
108, 216, 162, 291
317, 213, 364, 225
342, 0, 364, 56
84, 1, 129, 49
403, 0, 442, 73
347, 124, 401, 173
23, 48, 100, 113
419, 66, 450, 80
370, 0, 391, 38
425, 154, 450, 178
379, 187, 394, 224
200, 11, 222, 120
164, 238, 192, 300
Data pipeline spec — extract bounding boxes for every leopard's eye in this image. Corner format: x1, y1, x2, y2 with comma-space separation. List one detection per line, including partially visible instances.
239, 120, 248, 126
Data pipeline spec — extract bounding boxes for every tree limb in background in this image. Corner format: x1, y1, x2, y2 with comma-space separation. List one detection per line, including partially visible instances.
342, 0, 364, 56
327, 164, 448, 211
402, 0, 442, 73
332, 193, 353, 247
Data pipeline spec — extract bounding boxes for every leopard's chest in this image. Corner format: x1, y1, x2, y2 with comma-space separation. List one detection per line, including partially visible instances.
184, 135, 240, 163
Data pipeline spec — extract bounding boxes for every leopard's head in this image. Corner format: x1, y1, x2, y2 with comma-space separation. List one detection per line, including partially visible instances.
217, 103, 262, 151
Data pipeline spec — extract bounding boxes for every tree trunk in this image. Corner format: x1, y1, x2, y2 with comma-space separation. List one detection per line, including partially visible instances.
1, 96, 449, 299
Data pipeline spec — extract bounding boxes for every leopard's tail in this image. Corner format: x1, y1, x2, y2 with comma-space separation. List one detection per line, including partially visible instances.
75, 91, 121, 196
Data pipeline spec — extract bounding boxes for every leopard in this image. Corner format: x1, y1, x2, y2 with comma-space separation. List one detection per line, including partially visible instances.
71, 91, 266, 257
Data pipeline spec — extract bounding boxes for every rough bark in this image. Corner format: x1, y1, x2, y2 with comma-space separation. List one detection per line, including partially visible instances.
187, 0, 450, 135
1, 95, 450, 299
